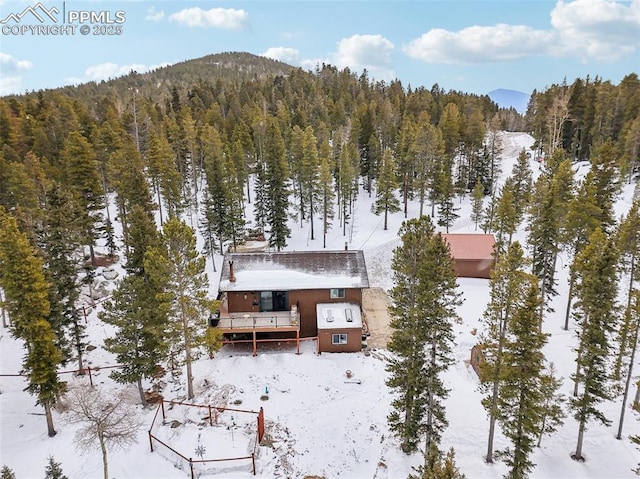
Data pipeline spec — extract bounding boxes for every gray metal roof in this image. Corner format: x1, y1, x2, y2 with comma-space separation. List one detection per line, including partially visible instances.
218, 250, 370, 292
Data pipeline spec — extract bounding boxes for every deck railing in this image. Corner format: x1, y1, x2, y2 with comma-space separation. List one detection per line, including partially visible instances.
217, 311, 300, 330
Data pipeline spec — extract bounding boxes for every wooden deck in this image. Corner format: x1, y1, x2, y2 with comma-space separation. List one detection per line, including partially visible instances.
216, 311, 300, 333
214, 310, 302, 356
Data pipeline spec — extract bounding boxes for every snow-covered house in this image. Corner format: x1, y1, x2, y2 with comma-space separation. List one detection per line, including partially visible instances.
441, 234, 496, 279
215, 250, 370, 355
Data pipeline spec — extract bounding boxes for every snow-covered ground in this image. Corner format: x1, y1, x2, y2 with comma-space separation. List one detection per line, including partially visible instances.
1, 132, 639, 478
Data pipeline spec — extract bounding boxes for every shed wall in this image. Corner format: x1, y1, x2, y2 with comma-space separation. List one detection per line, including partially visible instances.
318, 327, 362, 353
454, 259, 494, 279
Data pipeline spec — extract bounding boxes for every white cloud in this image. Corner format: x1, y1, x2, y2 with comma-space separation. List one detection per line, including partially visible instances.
404, 0, 639, 64
334, 34, 394, 68
0, 52, 33, 72
145, 6, 164, 22
262, 47, 300, 64
404, 24, 556, 64
0, 52, 32, 95
332, 34, 395, 81
551, 0, 640, 61
168, 7, 248, 29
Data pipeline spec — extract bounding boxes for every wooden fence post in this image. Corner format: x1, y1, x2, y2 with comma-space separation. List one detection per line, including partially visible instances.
87, 366, 93, 387
148, 431, 154, 452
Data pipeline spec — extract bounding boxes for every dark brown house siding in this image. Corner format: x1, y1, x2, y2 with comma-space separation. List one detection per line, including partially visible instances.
226, 288, 363, 338
318, 327, 362, 353
454, 259, 494, 279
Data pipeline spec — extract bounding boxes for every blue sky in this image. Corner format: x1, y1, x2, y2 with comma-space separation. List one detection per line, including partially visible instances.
0, 0, 638, 97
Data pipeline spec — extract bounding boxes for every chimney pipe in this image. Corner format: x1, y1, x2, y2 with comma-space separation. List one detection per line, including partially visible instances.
229, 260, 236, 283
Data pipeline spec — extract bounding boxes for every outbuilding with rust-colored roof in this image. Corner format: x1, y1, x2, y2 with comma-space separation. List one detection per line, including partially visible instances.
441, 234, 496, 279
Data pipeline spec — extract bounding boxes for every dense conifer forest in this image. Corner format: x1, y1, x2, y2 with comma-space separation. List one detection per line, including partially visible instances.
1, 51, 639, 478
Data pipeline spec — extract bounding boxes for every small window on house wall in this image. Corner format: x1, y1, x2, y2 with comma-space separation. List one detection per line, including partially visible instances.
330, 288, 345, 299
332, 333, 348, 345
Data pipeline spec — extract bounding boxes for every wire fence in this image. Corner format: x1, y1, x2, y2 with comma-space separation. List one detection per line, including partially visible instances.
0, 364, 126, 387
148, 399, 264, 478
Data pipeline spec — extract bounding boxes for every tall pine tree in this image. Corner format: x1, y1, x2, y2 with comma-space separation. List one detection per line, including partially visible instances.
374, 147, 400, 231
479, 241, 531, 463
263, 116, 291, 251
144, 218, 216, 400
570, 228, 619, 461
0, 206, 63, 437
495, 280, 563, 479
386, 215, 461, 460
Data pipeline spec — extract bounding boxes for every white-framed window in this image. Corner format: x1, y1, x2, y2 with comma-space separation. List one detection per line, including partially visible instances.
332, 333, 348, 345
330, 288, 345, 299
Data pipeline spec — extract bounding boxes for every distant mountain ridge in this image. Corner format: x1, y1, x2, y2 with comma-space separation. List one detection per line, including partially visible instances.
488, 89, 530, 114
52, 52, 296, 103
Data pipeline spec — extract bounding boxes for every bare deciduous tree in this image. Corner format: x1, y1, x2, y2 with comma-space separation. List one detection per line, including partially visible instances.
64, 385, 142, 479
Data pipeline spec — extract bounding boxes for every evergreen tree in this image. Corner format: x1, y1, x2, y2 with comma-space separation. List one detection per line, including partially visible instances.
527, 159, 574, 326
199, 189, 220, 272
470, 179, 485, 231
145, 127, 182, 224
230, 121, 255, 203
201, 125, 244, 253
510, 149, 533, 219
374, 147, 400, 231
318, 147, 335, 248
289, 125, 306, 225
43, 455, 68, 479
616, 291, 640, 440
386, 216, 461, 458
100, 273, 168, 405
479, 242, 531, 463
411, 120, 444, 217
409, 445, 466, 479
337, 142, 357, 236
0, 206, 63, 437
495, 280, 563, 479
570, 228, 619, 461
587, 140, 620, 231
614, 200, 640, 380
59, 130, 104, 266
492, 178, 520, 252
39, 184, 87, 370
561, 178, 603, 330
252, 155, 268, 232
0, 466, 16, 479
536, 363, 566, 447
109, 137, 155, 251
301, 126, 321, 240
124, 205, 159, 275
144, 218, 216, 400
437, 157, 459, 233
263, 117, 291, 251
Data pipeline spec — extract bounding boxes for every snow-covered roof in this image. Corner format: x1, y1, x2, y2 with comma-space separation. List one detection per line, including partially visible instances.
218, 250, 369, 292
441, 234, 495, 260
316, 303, 362, 329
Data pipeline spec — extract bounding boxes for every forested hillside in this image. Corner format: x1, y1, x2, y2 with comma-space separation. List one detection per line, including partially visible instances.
0, 51, 639, 479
